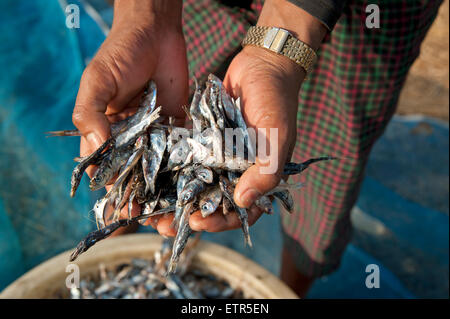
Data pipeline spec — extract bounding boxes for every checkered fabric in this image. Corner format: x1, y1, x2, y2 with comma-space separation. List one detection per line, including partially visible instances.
182, 0, 443, 277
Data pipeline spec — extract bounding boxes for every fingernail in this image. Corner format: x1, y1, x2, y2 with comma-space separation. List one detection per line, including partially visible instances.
86, 132, 102, 150
237, 188, 261, 208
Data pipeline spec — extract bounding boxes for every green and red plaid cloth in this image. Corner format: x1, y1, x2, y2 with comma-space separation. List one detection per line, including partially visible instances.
181, 0, 443, 277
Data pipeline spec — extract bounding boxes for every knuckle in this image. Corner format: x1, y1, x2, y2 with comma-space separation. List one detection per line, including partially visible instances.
81, 61, 104, 86
72, 104, 89, 128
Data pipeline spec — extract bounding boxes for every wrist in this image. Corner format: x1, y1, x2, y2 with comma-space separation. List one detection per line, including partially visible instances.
241, 45, 305, 91
257, 0, 327, 51
113, 0, 183, 35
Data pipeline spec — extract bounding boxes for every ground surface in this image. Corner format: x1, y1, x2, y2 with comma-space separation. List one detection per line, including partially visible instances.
396, 0, 449, 120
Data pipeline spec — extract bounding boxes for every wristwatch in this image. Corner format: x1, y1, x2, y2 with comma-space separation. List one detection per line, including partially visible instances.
242, 26, 317, 74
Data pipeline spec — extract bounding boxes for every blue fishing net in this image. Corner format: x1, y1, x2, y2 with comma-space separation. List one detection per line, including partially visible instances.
0, 0, 106, 289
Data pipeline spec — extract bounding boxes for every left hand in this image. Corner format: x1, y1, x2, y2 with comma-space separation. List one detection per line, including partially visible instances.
152, 45, 306, 236
151, 0, 327, 236
188, 45, 305, 233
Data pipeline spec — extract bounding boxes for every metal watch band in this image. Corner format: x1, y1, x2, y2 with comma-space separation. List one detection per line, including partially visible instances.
242, 26, 317, 74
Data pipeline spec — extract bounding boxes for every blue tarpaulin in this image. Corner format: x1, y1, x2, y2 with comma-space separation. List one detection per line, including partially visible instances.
0, 0, 105, 289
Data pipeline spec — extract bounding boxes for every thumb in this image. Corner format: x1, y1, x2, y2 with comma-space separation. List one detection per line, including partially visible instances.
234, 165, 281, 208
234, 108, 294, 208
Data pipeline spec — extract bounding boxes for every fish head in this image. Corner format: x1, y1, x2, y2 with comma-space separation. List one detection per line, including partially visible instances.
89, 174, 106, 191
200, 200, 215, 217
196, 168, 213, 184
180, 190, 194, 205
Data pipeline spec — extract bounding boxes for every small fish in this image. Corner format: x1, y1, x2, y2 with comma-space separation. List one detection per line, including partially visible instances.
206, 77, 225, 130
219, 176, 252, 247
171, 166, 196, 227
199, 186, 223, 217
93, 197, 108, 229
233, 97, 255, 159
272, 190, 294, 213
159, 194, 177, 208
255, 196, 273, 215
235, 206, 252, 247
222, 197, 233, 216
265, 181, 304, 195
168, 202, 194, 274
164, 276, 185, 299
45, 129, 81, 137
168, 274, 200, 299
199, 90, 217, 129
70, 218, 135, 261
140, 80, 157, 113
103, 138, 145, 200
139, 196, 159, 225
283, 156, 337, 175
189, 78, 208, 132
210, 156, 252, 172
167, 127, 190, 153
56, 74, 339, 279
167, 139, 192, 171
218, 80, 236, 126
115, 106, 161, 148
134, 171, 147, 204
179, 178, 206, 205
127, 188, 136, 220
186, 138, 213, 164
109, 81, 157, 138
70, 212, 169, 261
70, 137, 113, 197
143, 129, 166, 194
89, 144, 134, 191
111, 173, 134, 221
227, 171, 241, 185
194, 165, 214, 184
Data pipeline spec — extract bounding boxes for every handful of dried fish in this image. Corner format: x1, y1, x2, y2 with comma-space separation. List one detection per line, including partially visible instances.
49, 74, 336, 274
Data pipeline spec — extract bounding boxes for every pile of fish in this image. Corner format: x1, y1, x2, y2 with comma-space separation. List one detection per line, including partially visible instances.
68, 237, 243, 299
49, 74, 335, 274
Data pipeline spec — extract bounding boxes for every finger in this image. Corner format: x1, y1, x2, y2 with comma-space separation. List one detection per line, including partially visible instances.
80, 136, 98, 178
73, 62, 116, 151
189, 205, 263, 232
118, 198, 141, 220
144, 215, 159, 228
156, 214, 177, 237
224, 70, 298, 208
189, 209, 238, 232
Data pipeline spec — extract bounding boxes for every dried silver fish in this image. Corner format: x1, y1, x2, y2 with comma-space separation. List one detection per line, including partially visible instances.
52, 74, 336, 274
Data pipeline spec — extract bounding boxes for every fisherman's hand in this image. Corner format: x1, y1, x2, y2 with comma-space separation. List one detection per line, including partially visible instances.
186, 0, 327, 234
72, 0, 188, 226
147, 0, 328, 236
187, 45, 303, 233
73, 0, 188, 171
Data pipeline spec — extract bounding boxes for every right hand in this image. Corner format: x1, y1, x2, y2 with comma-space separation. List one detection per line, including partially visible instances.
72, 0, 188, 162
72, 0, 188, 226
